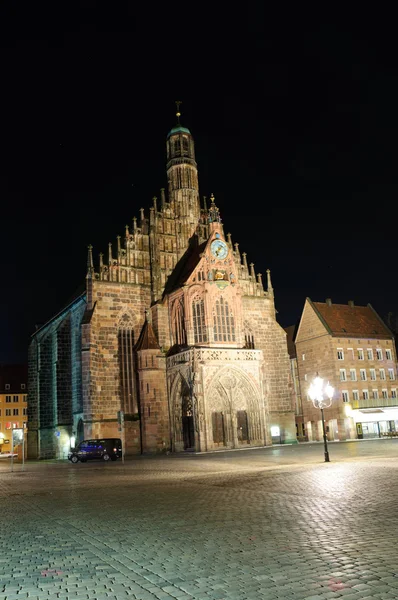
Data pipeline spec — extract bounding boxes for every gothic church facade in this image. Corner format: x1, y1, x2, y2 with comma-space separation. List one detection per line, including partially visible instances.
28, 115, 296, 458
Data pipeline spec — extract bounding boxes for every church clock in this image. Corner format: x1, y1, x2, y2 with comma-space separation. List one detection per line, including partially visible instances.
210, 239, 228, 260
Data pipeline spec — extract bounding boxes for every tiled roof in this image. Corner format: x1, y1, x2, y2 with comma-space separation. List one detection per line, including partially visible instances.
135, 320, 160, 351
0, 364, 27, 393
312, 301, 392, 339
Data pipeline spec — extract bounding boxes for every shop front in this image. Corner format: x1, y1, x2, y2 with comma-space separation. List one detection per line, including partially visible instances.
350, 407, 398, 439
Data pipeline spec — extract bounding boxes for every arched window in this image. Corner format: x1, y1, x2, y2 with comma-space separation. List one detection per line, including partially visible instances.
174, 138, 181, 156
192, 297, 207, 343
182, 137, 189, 155
118, 314, 137, 414
213, 297, 235, 342
172, 299, 186, 345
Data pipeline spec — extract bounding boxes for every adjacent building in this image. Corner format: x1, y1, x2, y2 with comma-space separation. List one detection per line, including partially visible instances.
295, 298, 398, 441
28, 111, 296, 459
0, 364, 28, 452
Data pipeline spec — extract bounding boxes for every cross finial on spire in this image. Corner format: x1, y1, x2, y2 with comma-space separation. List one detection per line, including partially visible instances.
175, 100, 182, 124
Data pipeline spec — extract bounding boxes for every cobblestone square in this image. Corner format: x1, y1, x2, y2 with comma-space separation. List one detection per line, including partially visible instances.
1, 440, 398, 600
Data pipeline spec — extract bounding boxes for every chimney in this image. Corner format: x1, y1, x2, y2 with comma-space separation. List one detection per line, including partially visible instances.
348, 300, 355, 307
326, 298, 332, 307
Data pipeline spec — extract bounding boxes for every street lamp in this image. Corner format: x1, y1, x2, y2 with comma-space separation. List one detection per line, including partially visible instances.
308, 375, 334, 462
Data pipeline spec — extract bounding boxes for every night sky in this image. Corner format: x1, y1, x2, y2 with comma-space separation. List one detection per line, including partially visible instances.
2, 4, 398, 363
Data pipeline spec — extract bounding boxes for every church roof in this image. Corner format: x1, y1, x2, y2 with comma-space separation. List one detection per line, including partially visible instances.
167, 125, 191, 138
135, 319, 160, 351
310, 300, 392, 339
163, 238, 207, 295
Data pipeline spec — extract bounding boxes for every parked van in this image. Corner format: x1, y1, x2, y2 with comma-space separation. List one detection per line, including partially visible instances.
68, 438, 122, 463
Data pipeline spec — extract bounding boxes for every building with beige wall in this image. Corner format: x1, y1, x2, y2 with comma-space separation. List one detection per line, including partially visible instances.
28, 111, 296, 458
295, 298, 398, 441
0, 364, 28, 453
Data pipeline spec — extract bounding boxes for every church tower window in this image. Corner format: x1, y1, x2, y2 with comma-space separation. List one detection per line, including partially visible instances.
192, 297, 207, 343
213, 297, 235, 342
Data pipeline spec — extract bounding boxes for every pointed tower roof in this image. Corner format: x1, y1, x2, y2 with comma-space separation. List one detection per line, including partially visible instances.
135, 316, 161, 351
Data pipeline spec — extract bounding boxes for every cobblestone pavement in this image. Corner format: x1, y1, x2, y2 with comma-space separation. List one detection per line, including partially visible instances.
1, 440, 398, 600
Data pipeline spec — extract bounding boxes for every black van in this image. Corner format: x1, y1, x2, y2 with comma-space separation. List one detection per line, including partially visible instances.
68, 438, 122, 463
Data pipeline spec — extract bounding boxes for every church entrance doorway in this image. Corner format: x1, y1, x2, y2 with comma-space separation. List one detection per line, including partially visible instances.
182, 393, 195, 450
237, 410, 249, 443
77, 419, 84, 445
212, 412, 226, 447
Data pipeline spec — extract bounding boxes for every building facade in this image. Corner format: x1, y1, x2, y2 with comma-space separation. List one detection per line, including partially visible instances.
295, 298, 398, 441
28, 114, 296, 458
0, 364, 28, 453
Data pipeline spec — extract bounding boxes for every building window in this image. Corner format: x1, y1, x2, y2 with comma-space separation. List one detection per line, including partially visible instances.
379, 368, 386, 380
367, 349, 373, 360
353, 390, 359, 401
382, 389, 388, 400
370, 368, 376, 381
392, 389, 397, 399
13, 396, 18, 403
5, 422, 11, 429
23, 408, 27, 416
5, 384, 10, 390
350, 369, 357, 381
302, 354, 305, 361
118, 319, 137, 414
357, 349, 364, 360
172, 298, 187, 346
342, 391, 349, 403
362, 390, 369, 400
372, 390, 379, 400
360, 369, 367, 381
5, 409, 11, 416
192, 297, 207, 343
21, 384, 26, 390
347, 348, 354, 360
13, 408, 19, 416
386, 349, 392, 360
340, 369, 347, 382
388, 368, 395, 380
5, 396, 11, 403
376, 348, 383, 360
23, 395, 27, 403
23, 422, 27, 428
337, 348, 344, 360
213, 297, 235, 342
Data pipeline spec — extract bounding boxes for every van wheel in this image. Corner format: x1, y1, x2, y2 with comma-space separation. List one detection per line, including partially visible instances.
71, 456, 78, 464
103, 453, 110, 461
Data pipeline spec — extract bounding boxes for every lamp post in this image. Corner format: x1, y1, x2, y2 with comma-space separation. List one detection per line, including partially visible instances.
308, 375, 334, 462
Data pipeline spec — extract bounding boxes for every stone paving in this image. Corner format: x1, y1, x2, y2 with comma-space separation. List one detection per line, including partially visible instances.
1, 440, 398, 600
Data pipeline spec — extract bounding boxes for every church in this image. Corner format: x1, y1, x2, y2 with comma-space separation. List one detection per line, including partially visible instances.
27, 109, 296, 458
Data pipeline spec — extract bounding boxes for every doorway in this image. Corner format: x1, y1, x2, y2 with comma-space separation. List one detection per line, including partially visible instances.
212, 412, 226, 447
237, 410, 249, 443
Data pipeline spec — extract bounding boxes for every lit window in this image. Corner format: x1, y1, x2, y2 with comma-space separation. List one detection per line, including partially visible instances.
337, 348, 344, 360
372, 390, 379, 400
302, 354, 305, 361
13, 396, 18, 403
370, 368, 376, 381
23, 422, 27, 429
340, 369, 347, 381
388, 368, 395, 380
5, 409, 11, 416
367, 349, 373, 360
357, 349, 364, 360
352, 390, 359, 401
192, 297, 207, 343
13, 408, 18, 416
392, 389, 397, 399
350, 369, 357, 381
382, 389, 388, 400
379, 368, 386, 380
386, 349, 392, 361
362, 390, 369, 400
360, 369, 367, 381
213, 297, 235, 342
376, 348, 383, 360
5, 396, 11, 403
342, 391, 349, 403
304, 374, 307, 381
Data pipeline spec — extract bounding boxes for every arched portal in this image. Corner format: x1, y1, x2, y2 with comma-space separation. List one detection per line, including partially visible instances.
206, 367, 264, 450
170, 373, 196, 452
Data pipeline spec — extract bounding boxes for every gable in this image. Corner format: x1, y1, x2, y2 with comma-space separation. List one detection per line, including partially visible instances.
295, 298, 330, 344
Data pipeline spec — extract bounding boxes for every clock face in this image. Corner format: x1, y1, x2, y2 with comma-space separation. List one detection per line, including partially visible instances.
211, 239, 228, 260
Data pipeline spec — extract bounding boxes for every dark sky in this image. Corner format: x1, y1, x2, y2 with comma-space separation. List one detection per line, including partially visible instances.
2, 3, 398, 363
